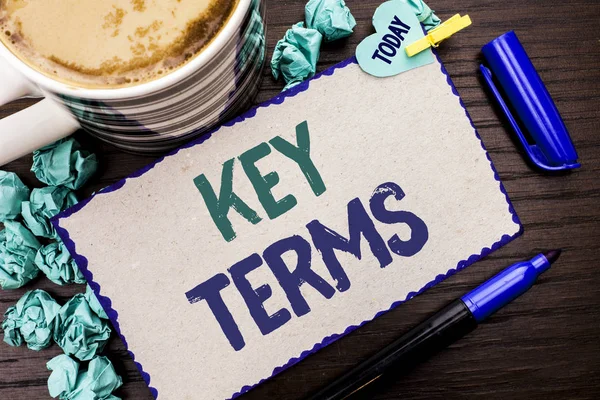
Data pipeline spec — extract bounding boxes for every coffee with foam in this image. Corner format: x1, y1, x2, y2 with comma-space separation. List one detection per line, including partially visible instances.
0, 0, 238, 88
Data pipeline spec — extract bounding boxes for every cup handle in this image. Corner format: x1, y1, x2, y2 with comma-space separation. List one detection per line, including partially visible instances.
0, 56, 37, 106
0, 57, 81, 167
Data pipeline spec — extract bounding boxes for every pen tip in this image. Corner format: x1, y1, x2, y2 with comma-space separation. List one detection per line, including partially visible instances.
543, 249, 562, 264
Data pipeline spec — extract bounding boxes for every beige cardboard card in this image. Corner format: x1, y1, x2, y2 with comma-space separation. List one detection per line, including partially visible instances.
55, 57, 521, 399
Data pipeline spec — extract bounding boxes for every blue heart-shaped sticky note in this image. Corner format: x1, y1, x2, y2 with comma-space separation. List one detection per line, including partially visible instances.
356, 0, 434, 77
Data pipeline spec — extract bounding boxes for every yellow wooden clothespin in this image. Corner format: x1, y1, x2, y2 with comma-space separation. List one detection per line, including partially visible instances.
405, 14, 472, 57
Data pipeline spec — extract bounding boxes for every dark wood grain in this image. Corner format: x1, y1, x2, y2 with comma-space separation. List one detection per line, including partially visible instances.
1, 0, 599, 399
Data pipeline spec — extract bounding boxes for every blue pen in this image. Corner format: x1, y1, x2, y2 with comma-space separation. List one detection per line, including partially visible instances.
306, 250, 561, 400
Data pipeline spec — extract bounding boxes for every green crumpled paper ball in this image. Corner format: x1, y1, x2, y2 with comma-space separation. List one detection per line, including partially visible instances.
85, 285, 108, 320
21, 186, 78, 239
405, 0, 441, 31
53, 294, 112, 361
0, 170, 31, 222
35, 241, 86, 286
0, 221, 41, 289
271, 22, 323, 91
1, 308, 22, 347
47, 354, 123, 400
2, 289, 61, 350
32, 138, 98, 190
305, 0, 356, 42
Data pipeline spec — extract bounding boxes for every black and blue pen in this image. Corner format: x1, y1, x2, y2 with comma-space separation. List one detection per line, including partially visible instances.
306, 250, 561, 400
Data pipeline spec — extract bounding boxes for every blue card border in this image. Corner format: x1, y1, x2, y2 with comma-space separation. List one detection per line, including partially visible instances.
53, 53, 523, 400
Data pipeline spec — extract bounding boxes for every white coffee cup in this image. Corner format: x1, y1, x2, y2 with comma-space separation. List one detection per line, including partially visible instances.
0, 0, 266, 166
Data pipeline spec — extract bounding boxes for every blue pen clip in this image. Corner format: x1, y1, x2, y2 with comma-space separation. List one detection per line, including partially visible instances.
480, 31, 580, 172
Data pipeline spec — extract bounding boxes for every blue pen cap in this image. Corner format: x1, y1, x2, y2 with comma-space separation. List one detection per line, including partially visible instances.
480, 31, 580, 171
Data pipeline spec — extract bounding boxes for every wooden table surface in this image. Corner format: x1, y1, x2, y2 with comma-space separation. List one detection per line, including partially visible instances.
1, 0, 599, 399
